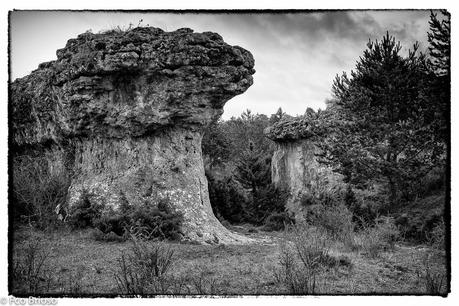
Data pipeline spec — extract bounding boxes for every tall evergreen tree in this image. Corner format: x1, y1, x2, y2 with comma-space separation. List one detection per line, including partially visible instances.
234, 142, 271, 193
425, 9, 450, 145
318, 33, 440, 206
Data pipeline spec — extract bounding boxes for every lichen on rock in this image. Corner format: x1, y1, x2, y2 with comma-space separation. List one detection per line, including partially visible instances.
11, 27, 255, 244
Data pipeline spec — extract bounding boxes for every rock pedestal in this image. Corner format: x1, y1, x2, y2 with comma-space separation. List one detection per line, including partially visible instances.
11, 27, 255, 244
265, 117, 341, 219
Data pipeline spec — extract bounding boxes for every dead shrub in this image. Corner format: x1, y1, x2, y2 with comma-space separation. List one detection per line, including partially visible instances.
357, 216, 400, 258
12, 155, 70, 229
418, 253, 447, 295
11, 238, 53, 294
113, 239, 176, 295
273, 225, 336, 294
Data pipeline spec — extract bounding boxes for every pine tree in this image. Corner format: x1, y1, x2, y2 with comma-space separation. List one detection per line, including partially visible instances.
318, 33, 440, 207
234, 141, 271, 193
425, 9, 450, 145
427, 10, 450, 77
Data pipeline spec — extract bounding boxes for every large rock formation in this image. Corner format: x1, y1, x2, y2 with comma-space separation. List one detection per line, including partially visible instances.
11, 27, 255, 244
265, 116, 341, 219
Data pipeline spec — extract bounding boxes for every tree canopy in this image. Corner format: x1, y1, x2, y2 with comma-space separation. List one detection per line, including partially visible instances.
317, 30, 447, 207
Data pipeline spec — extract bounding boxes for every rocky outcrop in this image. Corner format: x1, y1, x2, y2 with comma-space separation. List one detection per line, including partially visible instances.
11, 27, 255, 244
265, 117, 341, 219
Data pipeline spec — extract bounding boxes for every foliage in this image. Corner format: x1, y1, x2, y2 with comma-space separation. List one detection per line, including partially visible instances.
91, 228, 126, 242
67, 192, 103, 229
234, 145, 271, 193
357, 216, 400, 258
317, 33, 444, 208
263, 211, 295, 231
425, 9, 450, 149
68, 192, 183, 241
427, 219, 445, 250
124, 199, 184, 241
394, 195, 444, 243
300, 186, 355, 243
202, 119, 232, 168
344, 186, 378, 229
207, 175, 247, 223
206, 130, 289, 226
202, 109, 276, 167
12, 155, 71, 229
250, 185, 289, 225
427, 10, 450, 77
232, 144, 289, 225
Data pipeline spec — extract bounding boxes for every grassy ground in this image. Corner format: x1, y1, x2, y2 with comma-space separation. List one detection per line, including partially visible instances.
10, 224, 448, 296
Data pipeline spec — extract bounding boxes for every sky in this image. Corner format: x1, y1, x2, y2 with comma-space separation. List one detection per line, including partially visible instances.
9, 10, 434, 119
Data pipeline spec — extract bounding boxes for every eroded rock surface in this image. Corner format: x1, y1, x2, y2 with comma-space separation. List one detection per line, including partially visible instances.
265, 117, 341, 219
11, 27, 255, 244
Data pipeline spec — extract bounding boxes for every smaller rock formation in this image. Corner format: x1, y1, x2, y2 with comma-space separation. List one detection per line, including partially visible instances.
265, 116, 342, 219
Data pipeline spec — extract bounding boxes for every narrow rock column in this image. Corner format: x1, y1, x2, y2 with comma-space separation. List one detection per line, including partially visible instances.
265, 117, 342, 219
11, 27, 255, 244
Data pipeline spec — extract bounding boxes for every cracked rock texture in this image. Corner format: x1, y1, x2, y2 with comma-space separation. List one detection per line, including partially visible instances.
265, 117, 341, 219
11, 27, 255, 244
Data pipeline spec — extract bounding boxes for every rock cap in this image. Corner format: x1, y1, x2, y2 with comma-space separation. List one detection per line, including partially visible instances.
11, 27, 255, 146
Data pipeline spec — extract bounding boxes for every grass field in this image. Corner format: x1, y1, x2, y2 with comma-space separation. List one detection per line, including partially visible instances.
10, 224, 448, 296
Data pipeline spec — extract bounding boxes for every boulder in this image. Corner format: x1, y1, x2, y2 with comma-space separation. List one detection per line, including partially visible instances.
11, 27, 255, 244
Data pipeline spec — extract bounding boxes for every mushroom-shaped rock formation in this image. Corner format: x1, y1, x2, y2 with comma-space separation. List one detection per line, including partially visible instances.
265, 116, 341, 219
11, 27, 255, 244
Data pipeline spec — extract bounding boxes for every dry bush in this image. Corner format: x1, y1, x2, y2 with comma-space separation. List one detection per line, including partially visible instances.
273, 225, 339, 294
427, 219, 445, 250
357, 216, 400, 258
113, 239, 176, 295
300, 185, 355, 245
12, 155, 70, 229
11, 236, 92, 295
418, 253, 447, 295
11, 238, 53, 294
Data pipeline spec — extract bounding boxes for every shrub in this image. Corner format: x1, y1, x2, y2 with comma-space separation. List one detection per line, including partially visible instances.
427, 219, 445, 250
11, 238, 53, 294
67, 193, 183, 241
344, 186, 378, 229
67, 192, 103, 229
12, 155, 71, 229
394, 195, 444, 243
113, 240, 176, 295
125, 199, 183, 241
91, 228, 126, 242
207, 175, 247, 224
274, 225, 335, 294
418, 254, 447, 295
189, 268, 229, 295
263, 211, 295, 231
251, 185, 289, 225
300, 187, 355, 243
358, 216, 400, 258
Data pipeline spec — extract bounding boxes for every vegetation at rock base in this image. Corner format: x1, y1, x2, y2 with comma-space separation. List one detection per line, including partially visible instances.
67, 191, 184, 241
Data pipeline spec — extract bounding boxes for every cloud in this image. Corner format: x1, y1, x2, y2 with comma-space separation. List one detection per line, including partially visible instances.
9, 10, 433, 119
